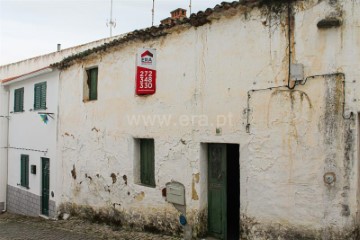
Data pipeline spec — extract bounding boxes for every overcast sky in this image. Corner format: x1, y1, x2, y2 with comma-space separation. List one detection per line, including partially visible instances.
0, 0, 225, 66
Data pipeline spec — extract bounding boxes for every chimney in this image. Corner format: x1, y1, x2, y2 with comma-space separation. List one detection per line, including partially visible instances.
161, 8, 187, 25
171, 8, 187, 19
57, 44, 61, 52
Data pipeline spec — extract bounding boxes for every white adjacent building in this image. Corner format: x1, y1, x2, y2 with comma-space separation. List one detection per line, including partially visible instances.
2, 67, 59, 217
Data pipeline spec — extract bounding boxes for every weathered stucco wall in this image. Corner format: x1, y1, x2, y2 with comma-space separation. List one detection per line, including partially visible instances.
57, 4, 287, 235
242, 74, 357, 239
56, 0, 360, 239
241, 0, 360, 238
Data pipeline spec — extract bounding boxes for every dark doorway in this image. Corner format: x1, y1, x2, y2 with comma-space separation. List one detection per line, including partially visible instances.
227, 144, 240, 239
208, 143, 240, 239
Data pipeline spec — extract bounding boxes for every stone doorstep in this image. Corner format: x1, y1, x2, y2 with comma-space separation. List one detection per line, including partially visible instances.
39, 214, 50, 220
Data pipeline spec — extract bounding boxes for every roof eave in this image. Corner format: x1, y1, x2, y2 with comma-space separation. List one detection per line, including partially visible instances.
2, 67, 54, 86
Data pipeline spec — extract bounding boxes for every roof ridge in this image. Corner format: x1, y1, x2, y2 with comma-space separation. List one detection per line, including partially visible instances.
53, 0, 248, 69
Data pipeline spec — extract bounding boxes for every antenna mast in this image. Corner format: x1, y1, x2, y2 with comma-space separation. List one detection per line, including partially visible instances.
189, 0, 192, 15
152, 0, 155, 26
106, 0, 116, 37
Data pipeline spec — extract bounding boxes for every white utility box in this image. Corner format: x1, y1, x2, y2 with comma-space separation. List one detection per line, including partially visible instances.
166, 182, 185, 205
290, 63, 304, 82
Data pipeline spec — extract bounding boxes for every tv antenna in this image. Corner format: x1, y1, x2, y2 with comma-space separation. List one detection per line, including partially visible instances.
106, 0, 116, 37
152, 0, 155, 26
189, 0, 192, 15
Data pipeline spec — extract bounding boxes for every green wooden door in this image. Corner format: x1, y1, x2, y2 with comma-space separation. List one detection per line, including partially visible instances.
208, 144, 227, 239
140, 139, 155, 187
41, 158, 50, 216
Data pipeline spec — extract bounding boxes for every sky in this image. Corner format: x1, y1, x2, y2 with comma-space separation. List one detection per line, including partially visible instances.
0, 0, 225, 66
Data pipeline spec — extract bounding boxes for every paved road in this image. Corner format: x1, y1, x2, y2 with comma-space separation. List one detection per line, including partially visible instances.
0, 212, 182, 240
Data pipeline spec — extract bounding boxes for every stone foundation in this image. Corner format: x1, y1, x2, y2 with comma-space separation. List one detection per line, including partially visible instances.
7, 185, 56, 218
240, 215, 360, 240
58, 202, 184, 236
0, 202, 4, 211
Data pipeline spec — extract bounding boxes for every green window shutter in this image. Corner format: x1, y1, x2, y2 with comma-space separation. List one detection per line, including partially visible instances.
14, 88, 24, 112
20, 155, 29, 188
34, 82, 46, 110
34, 84, 41, 109
25, 156, 29, 187
89, 68, 98, 100
14, 89, 19, 112
40, 82, 47, 109
19, 88, 24, 112
20, 156, 24, 186
140, 139, 155, 187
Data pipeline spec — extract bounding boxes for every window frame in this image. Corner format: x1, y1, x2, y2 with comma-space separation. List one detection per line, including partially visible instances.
139, 138, 155, 187
34, 82, 47, 110
85, 67, 98, 101
20, 154, 29, 189
14, 87, 24, 112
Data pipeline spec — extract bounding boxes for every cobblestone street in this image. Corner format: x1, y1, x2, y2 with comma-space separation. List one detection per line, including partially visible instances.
0, 212, 182, 240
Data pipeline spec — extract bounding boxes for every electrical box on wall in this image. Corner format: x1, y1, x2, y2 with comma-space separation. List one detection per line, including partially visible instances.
31, 165, 36, 174
166, 182, 185, 205
290, 63, 304, 82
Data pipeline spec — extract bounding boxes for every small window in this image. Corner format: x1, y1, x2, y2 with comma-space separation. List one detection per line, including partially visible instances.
140, 139, 155, 187
34, 82, 47, 110
14, 87, 24, 112
86, 67, 98, 101
20, 154, 29, 188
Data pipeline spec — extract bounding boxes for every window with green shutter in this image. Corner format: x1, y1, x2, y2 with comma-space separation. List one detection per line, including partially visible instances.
34, 82, 47, 110
20, 154, 29, 188
140, 139, 155, 187
14, 87, 24, 112
86, 68, 98, 101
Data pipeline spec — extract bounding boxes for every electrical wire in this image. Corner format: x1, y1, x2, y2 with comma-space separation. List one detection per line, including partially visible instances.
3, 146, 48, 154
246, 73, 353, 133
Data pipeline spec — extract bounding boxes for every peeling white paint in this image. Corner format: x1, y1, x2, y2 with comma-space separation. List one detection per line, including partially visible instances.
55, 1, 360, 237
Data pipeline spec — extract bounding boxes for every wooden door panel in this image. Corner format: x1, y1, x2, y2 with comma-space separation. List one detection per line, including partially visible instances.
208, 189, 223, 234
208, 144, 227, 239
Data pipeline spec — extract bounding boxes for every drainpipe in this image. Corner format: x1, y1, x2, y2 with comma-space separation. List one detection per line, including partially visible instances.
1, 89, 9, 213
287, 0, 295, 89
4, 89, 9, 213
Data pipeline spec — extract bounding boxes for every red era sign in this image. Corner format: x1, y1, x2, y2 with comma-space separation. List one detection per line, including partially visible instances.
136, 48, 156, 95
136, 67, 156, 94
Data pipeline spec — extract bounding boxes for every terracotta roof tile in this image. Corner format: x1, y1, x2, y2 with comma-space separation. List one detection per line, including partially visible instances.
52, 0, 293, 69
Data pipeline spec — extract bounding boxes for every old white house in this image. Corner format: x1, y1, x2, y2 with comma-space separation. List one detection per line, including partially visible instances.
2, 0, 360, 239
52, 0, 360, 239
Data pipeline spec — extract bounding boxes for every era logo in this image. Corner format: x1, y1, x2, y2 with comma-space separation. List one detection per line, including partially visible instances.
141, 50, 153, 64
